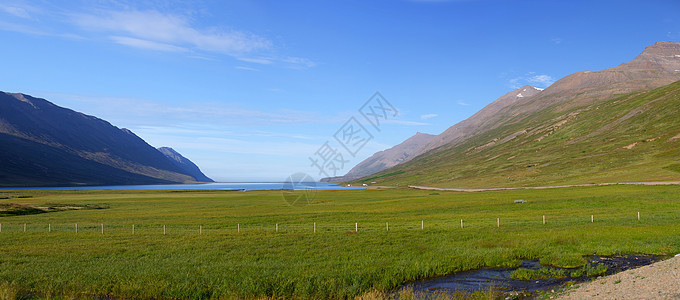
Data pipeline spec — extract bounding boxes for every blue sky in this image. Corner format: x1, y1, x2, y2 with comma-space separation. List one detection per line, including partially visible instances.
1, 0, 679, 181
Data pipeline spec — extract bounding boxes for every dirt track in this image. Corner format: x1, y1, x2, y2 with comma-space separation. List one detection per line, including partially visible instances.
408, 181, 680, 192
557, 255, 680, 299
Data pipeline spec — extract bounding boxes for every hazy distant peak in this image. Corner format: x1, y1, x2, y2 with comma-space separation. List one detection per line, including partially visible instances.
158, 147, 213, 182
320, 131, 435, 182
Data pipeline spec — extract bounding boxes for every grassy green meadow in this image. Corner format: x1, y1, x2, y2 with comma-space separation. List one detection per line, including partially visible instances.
1, 185, 680, 299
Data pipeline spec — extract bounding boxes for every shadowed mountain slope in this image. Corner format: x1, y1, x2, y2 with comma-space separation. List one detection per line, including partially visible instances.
0, 92, 208, 187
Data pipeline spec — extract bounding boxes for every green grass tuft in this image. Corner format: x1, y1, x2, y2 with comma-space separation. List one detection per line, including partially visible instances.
510, 268, 567, 280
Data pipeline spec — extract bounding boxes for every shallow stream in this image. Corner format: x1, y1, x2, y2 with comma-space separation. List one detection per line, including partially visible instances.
405, 255, 661, 296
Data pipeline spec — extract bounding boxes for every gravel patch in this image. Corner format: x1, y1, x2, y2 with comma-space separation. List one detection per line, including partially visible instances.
558, 255, 680, 299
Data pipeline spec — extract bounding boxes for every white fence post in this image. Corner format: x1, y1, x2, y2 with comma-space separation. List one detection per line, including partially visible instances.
200, 225, 202, 235
237, 223, 240, 233
460, 219, 463, 229
101, 223, 104, 234
276, 223, 278, 232
164, 225, 166, 235
75, 224, 77, 233
49, 224, 51, 232
497, 218, 500, 228
355, 222, 358, 232
421, 220, 424, 230
386, 222, 389, 231
314, 222, 316, 233
638, 211, 640, 221
591, 215, 594, 223
543, 215, 545, 225
132, 224, 135, 234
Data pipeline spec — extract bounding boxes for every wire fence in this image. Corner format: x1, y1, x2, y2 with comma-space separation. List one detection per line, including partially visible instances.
1, 211, 677, 235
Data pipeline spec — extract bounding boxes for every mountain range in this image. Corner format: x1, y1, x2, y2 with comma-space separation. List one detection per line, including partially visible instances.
320, 132, 434, 182
341, 41, 680, 187
0, 92, 212, 187
3, 41, 679, 188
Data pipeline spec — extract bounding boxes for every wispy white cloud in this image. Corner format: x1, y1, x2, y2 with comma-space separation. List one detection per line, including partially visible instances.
135, 125, 315, 142
551, 37, 563, 44
188, 54, 218, 61
420, 113, 438, 119
509, 72, 555, 89
282, 56, 317, 69
527, 74, 555, 86
238, 56, 317, 69
406, 0, 475, 2
0, 3, 314, 68
0, 17, 85, 40
110, 35, 188, 52
155, 136, 318, 157
71, 10, 271, 55
237, 56, 274, 64
456, 101, 470, 106
0, 4, 32, 19
0, 20, 44, 35
42, 92, 342, 127
235, 66, 260, 72
384, 119, 430, 126
667, 31, 680, 40
508, 78, 521, 88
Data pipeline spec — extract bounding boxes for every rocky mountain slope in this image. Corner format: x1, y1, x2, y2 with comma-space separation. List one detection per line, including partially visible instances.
414, 85, 543, 158
414, 41, 680, 158
321, 132, 434, 182
0, 92, 211, 187
352, 41, 680, 187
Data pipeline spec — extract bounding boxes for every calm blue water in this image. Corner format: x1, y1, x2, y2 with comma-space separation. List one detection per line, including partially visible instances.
0, 182, 367, 191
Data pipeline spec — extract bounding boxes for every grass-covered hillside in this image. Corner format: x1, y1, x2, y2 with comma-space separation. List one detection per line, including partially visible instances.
357, 80, 680, 188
